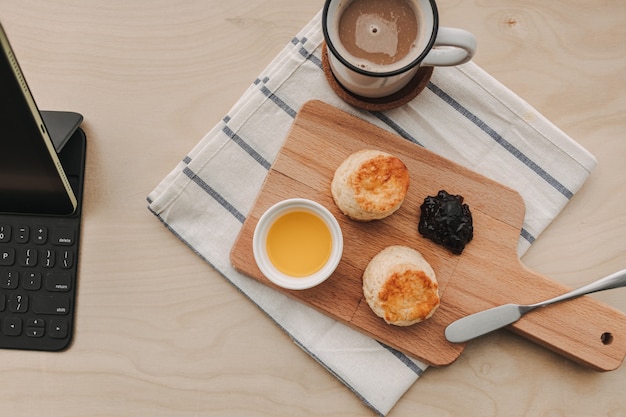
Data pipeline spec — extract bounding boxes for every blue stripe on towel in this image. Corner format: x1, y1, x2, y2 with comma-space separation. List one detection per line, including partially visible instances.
255, 78, 298, 119
222, 124, 272, 170
427, 82, 573, 199
183, 166, 246, 223
520, 227, 536, 245
371, 111, 422, 146
378, 342, 425, 377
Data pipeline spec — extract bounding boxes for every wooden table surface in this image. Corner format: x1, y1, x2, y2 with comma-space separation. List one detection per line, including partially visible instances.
1, 1, 624, 416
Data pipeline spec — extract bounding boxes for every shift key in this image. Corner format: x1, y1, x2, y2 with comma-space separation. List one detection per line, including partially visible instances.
33, 294, 70, 315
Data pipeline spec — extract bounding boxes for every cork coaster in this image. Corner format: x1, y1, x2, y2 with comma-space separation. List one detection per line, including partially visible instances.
322, 42, 433, 111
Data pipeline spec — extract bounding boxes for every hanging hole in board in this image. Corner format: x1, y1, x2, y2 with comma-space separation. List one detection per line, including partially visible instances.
600, 332, 614, 345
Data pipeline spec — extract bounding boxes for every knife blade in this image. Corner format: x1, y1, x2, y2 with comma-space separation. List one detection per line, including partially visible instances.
444, 304, 527, 343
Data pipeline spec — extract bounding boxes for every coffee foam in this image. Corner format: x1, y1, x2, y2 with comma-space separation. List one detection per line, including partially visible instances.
354, 13, 399, 57
330, 0, 429, 73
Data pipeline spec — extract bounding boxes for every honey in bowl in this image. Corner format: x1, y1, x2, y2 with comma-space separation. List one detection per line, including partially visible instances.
252, 198, 343, 290
266, 210, 332, 277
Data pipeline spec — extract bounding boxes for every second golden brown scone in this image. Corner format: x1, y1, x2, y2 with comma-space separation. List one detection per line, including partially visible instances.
363, 245, 440, 326
331, 149, 410, 221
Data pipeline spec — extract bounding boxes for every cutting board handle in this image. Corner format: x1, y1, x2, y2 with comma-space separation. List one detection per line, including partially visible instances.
506, 264, 626, 371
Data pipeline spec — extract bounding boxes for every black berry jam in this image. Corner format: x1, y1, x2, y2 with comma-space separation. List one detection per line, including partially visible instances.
418, 190, 473, 255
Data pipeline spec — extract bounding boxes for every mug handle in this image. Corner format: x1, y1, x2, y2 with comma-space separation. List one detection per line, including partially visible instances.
422, 27, 477, 67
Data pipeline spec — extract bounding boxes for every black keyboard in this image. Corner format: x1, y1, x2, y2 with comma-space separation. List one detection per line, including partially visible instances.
0, 128, 85, 351
0, 216, 80, 350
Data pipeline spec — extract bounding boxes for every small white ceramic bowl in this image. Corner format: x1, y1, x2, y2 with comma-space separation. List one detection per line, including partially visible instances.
253, 198, 343, 290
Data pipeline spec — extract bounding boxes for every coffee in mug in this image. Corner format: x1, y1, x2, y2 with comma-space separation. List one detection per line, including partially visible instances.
323, 0, 477, 98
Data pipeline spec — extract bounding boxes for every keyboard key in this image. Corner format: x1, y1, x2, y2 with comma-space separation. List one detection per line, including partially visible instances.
0, 293, 5, 311
19, 248, 38, 267
0, 248, 15, 266
60, 250, 73, 269
51, 227, 74, 246
33, 227, 48, 244
3, 317, 22, 336
1, 270, 19, 289
43, 249, 55, 268
23, 272, 42, 290
27, 327, 45, 337
27, 318, 45, 327
45, 272, 71, 292
0, 224, 10, 242
8, 294, 29, 313
49, 319, 68, 339
15, 225, 29, 243
32, 294, 69, 315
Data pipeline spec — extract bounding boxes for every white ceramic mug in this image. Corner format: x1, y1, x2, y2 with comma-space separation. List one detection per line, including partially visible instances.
322, 0, 477, 98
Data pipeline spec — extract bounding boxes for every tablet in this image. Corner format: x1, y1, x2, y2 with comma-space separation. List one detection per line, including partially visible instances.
0, 22, 77, 215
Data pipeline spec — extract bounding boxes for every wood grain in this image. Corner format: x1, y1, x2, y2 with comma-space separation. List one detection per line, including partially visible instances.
0, 1, 625, 417
231, 100, 626, 370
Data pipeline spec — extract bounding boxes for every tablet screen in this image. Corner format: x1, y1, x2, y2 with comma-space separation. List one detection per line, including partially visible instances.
0, 24, 76, 215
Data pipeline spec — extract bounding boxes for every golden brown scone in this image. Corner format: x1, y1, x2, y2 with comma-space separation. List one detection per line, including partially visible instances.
331, 149, 409, 221
363, 245, 439, 326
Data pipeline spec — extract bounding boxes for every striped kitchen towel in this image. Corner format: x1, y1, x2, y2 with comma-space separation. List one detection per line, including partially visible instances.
147, 9, 596, 416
